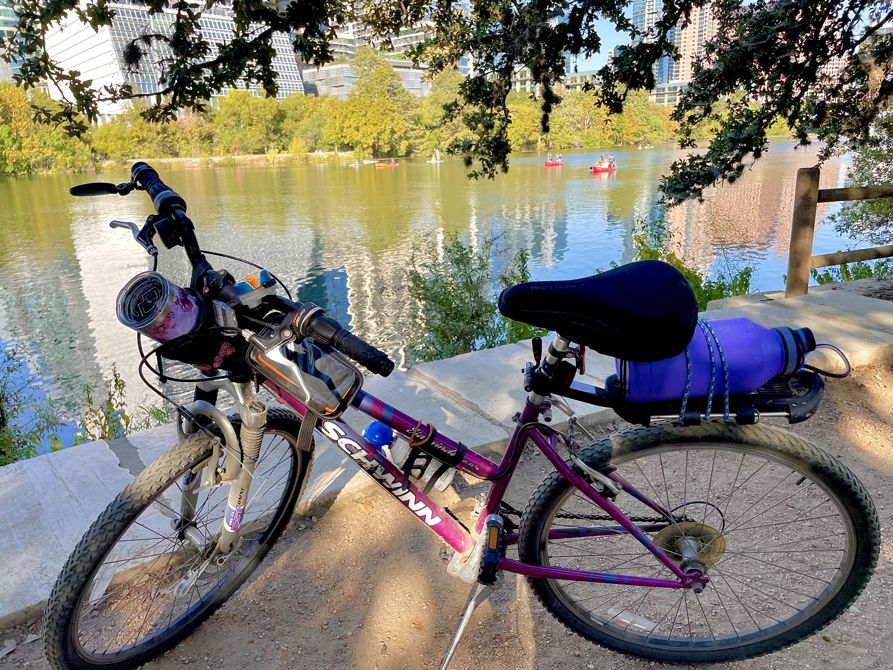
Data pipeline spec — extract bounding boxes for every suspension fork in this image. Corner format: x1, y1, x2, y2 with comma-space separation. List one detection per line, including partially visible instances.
217, 382, 268, 553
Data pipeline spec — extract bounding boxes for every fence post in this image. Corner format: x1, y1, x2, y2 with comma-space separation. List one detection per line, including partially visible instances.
785, 166, 821, 298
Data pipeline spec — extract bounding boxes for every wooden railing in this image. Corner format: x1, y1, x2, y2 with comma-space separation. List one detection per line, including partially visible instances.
785, 166, 893, 297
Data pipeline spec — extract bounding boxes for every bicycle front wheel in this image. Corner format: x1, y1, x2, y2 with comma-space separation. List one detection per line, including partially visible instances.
518, 423, 879, 663
44, 408, 311, 670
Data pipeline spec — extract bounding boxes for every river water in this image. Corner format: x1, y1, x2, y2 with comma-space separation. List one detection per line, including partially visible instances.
0, 144, 857, 430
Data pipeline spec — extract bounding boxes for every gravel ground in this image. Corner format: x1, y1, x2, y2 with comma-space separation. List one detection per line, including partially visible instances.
2, 366, 892, 670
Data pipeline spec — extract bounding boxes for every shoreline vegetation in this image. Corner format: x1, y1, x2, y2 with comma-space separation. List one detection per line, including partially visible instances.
0, 48, 791, 178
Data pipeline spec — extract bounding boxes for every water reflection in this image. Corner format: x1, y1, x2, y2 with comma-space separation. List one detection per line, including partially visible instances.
0, 144, 854, 417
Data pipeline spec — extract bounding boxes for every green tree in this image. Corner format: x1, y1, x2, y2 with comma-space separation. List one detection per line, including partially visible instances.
91, 105, 179, 160
340, 94, 407, 157
212, 90, 282, 155
830, 113, 893, 244
352, 47, 416, 110
506, 92, 542, 152
547, 89, 611, 150
339, 48, 416, 157
91, 116, 139, 161
172, 113, 215, 157
610, 90, 674, 146
415, 69, 468, 156
279, 92, 310, 150
0, 83, 91, 174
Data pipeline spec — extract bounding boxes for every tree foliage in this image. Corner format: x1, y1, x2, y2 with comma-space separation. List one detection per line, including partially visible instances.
829, 113, 893, 244
5, 2, 892, 200
407, 235, 545, 361
0, 83, 91, 174
214, 89, 283, 154
0, 72, 687, 174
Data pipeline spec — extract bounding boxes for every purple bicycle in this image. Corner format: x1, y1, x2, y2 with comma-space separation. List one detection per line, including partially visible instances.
44, 164, 879, 670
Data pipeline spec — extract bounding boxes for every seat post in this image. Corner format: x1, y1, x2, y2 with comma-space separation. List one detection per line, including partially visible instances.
527, 335, 572, 406
545, 335, 572, 362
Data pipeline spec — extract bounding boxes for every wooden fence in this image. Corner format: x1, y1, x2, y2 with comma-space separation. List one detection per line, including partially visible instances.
785, 166, 893, 297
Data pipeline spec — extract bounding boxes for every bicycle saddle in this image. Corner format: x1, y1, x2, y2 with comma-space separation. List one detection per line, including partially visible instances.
498, 260, 698, 362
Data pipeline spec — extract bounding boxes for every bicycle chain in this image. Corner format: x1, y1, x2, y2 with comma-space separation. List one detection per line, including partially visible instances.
554, 512, 678, 523
499, 502, 681, 524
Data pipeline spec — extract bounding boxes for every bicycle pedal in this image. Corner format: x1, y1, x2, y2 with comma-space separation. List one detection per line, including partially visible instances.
478, 514, 504, 585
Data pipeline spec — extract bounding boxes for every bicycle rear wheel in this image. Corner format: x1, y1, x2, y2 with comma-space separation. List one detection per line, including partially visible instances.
44, 408, 311, 670
518, 423, 879, 663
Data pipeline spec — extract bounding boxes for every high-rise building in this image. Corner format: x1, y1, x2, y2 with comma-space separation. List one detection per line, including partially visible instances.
631, 1, 716, 104
301, 57, 431, 99
45, 2, 303, 117
335, 22, 432, 59
0, 0, 17, 82
819, 54, 848, 80
631, 0, 671, 84
665, 6, 716, 83
301, 19, 436, 99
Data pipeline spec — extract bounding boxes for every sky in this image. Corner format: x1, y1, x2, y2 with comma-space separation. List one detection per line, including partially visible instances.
571, 17, 629, 72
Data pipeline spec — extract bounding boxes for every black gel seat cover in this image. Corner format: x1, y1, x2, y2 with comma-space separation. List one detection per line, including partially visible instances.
498, 260, 698, 362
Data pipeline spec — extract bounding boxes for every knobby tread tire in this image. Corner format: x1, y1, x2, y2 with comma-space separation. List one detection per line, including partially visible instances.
44, 409, 310, 670
517, 422, 880, 664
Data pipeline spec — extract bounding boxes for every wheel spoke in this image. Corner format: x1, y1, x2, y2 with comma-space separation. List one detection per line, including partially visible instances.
528, 441, 862, 655
68, 427, 300, 660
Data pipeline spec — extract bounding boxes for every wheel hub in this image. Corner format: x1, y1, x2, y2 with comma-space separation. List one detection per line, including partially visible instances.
653, 521, 726, 568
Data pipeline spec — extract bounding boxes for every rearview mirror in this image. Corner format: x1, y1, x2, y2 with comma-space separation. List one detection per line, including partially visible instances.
69, 181, 135, 197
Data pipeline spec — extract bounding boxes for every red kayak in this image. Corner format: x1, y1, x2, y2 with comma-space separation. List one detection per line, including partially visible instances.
375, 161, 398, 169
590, 165, 617, 174
544, 160, 564, 167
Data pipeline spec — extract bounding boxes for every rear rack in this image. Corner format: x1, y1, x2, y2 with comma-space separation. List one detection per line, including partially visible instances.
556, 370, 825, 427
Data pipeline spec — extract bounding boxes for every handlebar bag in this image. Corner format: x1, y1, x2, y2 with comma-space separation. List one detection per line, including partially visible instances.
248, 338, 363, 418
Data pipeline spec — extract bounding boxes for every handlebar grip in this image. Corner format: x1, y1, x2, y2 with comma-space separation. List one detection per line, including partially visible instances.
333, 329, 395, 377
299, 309, 395, 377
131, 162, 187, 218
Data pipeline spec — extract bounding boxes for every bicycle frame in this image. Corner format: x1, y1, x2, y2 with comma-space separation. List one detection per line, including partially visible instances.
262, 378, 702, 591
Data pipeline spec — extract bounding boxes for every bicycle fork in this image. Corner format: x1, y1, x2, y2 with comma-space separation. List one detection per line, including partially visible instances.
217, 382, 268, 553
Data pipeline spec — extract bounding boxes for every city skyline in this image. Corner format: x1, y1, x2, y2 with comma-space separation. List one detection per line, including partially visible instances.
43, 1, 304, 117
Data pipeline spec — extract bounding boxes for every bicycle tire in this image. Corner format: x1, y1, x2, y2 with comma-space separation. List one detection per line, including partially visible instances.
44, 408, 312, 670
517, 422, 879, 663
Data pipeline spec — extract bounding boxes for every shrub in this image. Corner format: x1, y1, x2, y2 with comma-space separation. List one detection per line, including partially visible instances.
0, 345, 63, 465
630, 218, 753, 310
74, 365, 170, 444
407, 235, 545, 362
811, 259, 893, 284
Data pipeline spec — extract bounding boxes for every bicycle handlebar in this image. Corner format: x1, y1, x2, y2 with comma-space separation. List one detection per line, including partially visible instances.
294, 306, 395, 377
131, 162, 187, 219
77, 162, 395, 376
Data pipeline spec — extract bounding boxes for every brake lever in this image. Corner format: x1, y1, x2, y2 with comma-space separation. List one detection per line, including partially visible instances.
110, 219, 139, 236
110, 219, 158, 258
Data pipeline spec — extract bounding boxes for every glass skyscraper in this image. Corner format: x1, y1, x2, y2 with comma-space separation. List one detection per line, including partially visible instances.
45, 2, 303, 116
631, 0, 716, 105
0, 0, 18, 82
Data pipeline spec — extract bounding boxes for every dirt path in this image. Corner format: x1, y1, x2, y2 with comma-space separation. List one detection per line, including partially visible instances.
3, 367, 893, 670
